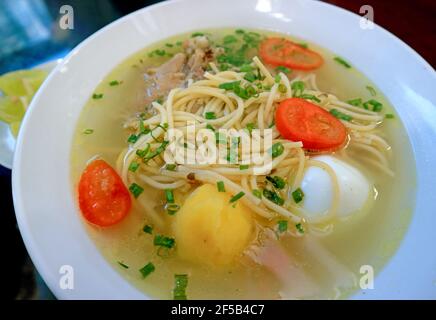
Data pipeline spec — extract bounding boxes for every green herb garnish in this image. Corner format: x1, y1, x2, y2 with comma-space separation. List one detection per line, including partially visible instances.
154, 235, 175, 249
291, 81, 305, 97
276, 66, 291, 74
296, 223, 304, 234
270, 142, 284, 158
165, 189, 175, 204
117, 261, 129, 269
139, 262, 155, 278
205, 111, 216, 119
109, 80, 120, 86
292, 188, 304, 204
300, 94, 321, 103
217, 181, 225, 192
83, 129, 94, 134
385, 113, 395, 119
143, 225, 153, 234
129, 183, 144, 198
92, 93, 103, 99
128, 161, 140, 172
266, 176, 286, 189
329, 109, 353, 121
347, 98, 362, 106
173, 274, 188, 300
366, 85, 377, 96
278, 220, 288, 233
363, 99, 383, 112
252, 189, 262, 199
230, 191, 245, 203
263, 189, 284, 206
165, 164, 177, 171
334, 56, 352, 68
239, 164, 249, 170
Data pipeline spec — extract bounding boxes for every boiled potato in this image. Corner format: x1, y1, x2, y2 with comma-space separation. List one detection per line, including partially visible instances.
174, 184, 254, 266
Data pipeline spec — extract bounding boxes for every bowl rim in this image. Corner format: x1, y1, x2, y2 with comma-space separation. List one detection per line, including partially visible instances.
12, 0, 436, 299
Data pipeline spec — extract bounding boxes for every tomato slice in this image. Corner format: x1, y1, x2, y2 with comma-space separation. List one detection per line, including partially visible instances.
78, 159, 131, 227
260, 37, 323, 70
275, 98, 347, 150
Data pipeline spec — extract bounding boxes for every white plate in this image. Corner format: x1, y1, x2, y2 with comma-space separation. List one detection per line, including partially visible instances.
12, 0, 436, 299
0, 59, 61, 169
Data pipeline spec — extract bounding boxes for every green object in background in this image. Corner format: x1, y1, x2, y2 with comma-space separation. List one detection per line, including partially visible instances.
0, 69, 48, 137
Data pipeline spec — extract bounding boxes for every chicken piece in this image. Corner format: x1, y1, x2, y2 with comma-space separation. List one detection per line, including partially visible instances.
144, 52, 187, 104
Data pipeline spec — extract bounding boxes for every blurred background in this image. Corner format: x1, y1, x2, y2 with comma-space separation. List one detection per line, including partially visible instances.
0, 0, 434, 299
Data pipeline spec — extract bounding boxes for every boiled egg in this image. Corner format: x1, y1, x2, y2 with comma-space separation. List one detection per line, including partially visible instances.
300, 155, 371, 221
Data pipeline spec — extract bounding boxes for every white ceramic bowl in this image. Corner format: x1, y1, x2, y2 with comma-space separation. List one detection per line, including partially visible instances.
12, 0, 436, 299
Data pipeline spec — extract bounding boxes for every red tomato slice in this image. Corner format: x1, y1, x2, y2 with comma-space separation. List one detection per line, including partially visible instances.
275, 98, 347, 150
78, 159, 131, 227
260, 37, 323, 70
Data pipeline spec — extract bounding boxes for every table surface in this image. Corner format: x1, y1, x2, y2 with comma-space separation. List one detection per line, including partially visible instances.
1, 0, 434, 300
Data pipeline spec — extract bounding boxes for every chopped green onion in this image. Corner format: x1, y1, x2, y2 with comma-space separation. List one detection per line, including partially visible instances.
245, 122, 256, 134
191, 32, 204, 37
143, 141, 169, 162
239, 64, 253, 72
165, 164, 177, 171
235, 29, 245, 34
300, 94, 320, 103
165, 189, 175, 204
329, 109, 353, 121
129, 183, 144, 198
263, 189, 284, 206
139, 262, 155, 278
291, 81, 305, 97
239, 164, 249, 170
165, 43, 174, 47
252, 189, 262, 199
217, 181, 225, 192
128, 161, 140, 172
127, 134, 138, 143
366, 85, 377, 96
275, 66, 291, 74
219, 80, 241, 90
266, 176, 286, 189
92, 93, 103, 99
167, 203, 180, 215
271, 142, 284, 158
223, 35, 238, 44
154, 235, 175, 249
173, 274, 188, 300
296, 223, 304, 234
117, 261, 129, 269
243, 72, 257, 82
154, 49, 166, 56
277, 220, 288, 233
230, 191, 245, 203
176, 41, 183, 46
82, 128, 94, 134
347, 98, 362, 106
205, 112, 216, 119
274, 74, 281, 83
385, 113, 395, 119
206, 124, 215, 131
109, 80, 120, 86
297, 42, 308, 49
292, 188, 304, 204
334, 56, 352, 68
143, 225, 153, 234
278, 83, 287, 93
136, 143, 151, 158
363, 99, 383, 112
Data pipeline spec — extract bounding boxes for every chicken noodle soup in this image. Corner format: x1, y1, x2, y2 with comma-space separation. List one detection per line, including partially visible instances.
71, 29, 416, 299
